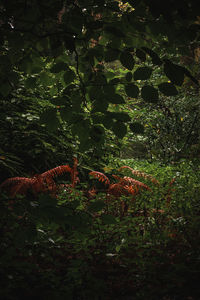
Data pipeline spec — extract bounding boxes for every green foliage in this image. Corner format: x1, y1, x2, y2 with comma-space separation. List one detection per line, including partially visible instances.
129, 122, 144, 134
163, 60, 185, 86
120, 51, 135, 70
0, 0, 199, 151
158, 82, 178, 96
134, 66, 152, 80
1, 1, 200, 298
141, 85, 159, 103
1, 159, 200, 299
125, 83, 139, 98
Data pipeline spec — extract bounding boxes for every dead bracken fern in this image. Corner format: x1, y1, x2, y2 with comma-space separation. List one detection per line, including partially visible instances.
108, 183, 137, 197
119, 176, 152, 191
118, 165, 159, 185
89, 170, 152, 199
0, 177, 37, 198
0, 158, 78, 198
89, 171, 110, 185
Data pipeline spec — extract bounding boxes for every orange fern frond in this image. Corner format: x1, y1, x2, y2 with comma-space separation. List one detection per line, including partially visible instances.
41, 165, 72, 180
108, 183, 138, 197
128, 184, 138, 195
87, 187, 97, 199
108, 183, 129, 197
120, 176, 152, 191
0, 177, 38, 197
118, 166, 134, 172
33, 175, 57, 195
0, 177, 33, 189
89, 171, 110, 185
0, 161, 79, 198
118, 166, 159, 185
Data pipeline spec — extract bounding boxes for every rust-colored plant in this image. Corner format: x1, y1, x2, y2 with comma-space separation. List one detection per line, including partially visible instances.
0, 157, 79, 198
89, 167, 153, 197
88, 165, 161, 216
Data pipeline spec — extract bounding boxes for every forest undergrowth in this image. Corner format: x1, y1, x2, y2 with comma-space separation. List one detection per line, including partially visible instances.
1, 158, 200, 300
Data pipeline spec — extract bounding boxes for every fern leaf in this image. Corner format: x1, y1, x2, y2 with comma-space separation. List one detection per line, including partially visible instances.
108, 183, 137, 197
121, 176, 151, 191
89, 171, 110, 185
41, 165, 72, 180
108, 183, 128, 197
119, 166, 159, 185
0, 177, 36, 197
0, 177, 33, 188
33, 175, 56, 194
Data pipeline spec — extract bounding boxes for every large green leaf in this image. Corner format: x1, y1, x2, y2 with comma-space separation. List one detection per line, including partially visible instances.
105, 49, 120, 62
72, 119, 90, 142
136, 49, 146, 61
88, 200, 105, 212
92, 100, 109, 112
51, 96, 70, 106
90, 125, 105, 143
141, 85, 159, 103
102, 115, 114, 129
50, 62, 67, 73
107, 93, 125, 104
25, 77, 37, 89
142, 47, 162, 65
129, 122, 144, 134
8, 71, 20, 85
125, 72, 132, 82
163, 60, 184, 86
0, 82, 12, 96
104, 25, 125, 38
158, 82, 178, 96
112, 121, 127, 139
40, 72, 54, 85
40, 108, 60, 131
134, 67, 152, 80
63, 69, 76, 85
125, 84, 139, 98
120, 51, 135, 70
60, 106, 73, 122
89, 86, 101, 101
180, 65, 199, 86
103, 84, 116, 96
108, 112, 131, 122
